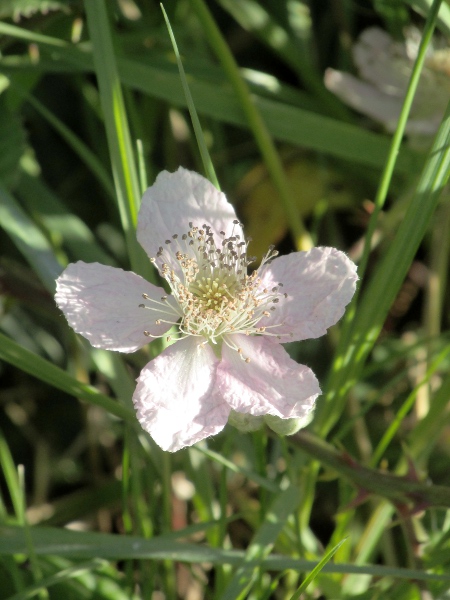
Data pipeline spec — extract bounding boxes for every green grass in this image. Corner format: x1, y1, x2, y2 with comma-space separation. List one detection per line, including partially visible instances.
0, 0, 449, 598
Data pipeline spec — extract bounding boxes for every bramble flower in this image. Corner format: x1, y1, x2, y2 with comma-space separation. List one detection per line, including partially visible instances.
325, 27, 450, 136
55, 168, 357, 452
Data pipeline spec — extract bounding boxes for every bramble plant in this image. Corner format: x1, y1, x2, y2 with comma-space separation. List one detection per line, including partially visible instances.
55, 167, 357, 451
0, 0, 449, 599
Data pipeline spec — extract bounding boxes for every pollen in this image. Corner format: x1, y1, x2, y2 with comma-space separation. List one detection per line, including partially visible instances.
139, 220, 290, 355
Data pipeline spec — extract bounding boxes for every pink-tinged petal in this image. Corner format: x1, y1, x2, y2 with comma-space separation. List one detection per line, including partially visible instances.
324, 69, 402, 131
55, 261, 176, 352
133, 336, 230, 452
137, 168, 243, 270
258, 247, 358, 343
218, 335, 320, 419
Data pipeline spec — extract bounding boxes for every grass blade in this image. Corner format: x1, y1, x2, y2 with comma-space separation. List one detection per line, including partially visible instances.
289, 538, 347, 599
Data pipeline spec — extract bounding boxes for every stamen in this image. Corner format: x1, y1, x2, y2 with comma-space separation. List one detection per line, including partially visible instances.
144, 220, 291, 346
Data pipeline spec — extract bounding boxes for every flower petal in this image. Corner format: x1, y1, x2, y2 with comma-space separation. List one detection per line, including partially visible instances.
353, 28, 410, 95
133, 336, 230, 452
218, 335, 320, 419
137, 168, 243, 270
258, 247, 358, 343
55, 261, 176, 352
324, 69, 402, 132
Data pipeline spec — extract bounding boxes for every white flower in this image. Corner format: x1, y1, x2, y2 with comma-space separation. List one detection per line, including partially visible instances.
325, 27, 450, 135
55, 168, 357, 452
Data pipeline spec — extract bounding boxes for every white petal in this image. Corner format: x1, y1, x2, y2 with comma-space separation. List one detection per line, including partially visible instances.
258, 247, 358, 343
55, 262, 176, 352
133, 337, 229, 452
354, 27, 410, 95
324, 69, 402, 131
218, 335, 320, 419
137, 168, 243, 270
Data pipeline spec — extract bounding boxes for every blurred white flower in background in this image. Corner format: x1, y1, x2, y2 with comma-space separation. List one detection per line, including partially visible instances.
325, 27, 450, 136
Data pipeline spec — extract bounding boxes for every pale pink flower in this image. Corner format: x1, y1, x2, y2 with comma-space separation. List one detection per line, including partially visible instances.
55, 168, 357, 452
325, 27, 450, 136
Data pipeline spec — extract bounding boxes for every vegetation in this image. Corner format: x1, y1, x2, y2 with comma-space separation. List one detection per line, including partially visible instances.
0, 0, 449, 598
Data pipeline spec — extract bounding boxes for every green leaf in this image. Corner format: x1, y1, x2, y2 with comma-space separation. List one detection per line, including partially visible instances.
219, 486, 301, 600
289, 538, 347, 600
0, 21, 419, 174
0, 525, 448, 582
0, 182, 62, 292
318, 98, 450, 434
0, 97, 26, 186
83, 0, 147, 276
161, 4, 219, 189
0, 332, 135, 423
17, 171, 117, 266
6, 558, 108, 600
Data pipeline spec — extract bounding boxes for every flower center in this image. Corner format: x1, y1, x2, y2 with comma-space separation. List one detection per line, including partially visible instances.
189, 269, 238, 311
140, 220, 290, 357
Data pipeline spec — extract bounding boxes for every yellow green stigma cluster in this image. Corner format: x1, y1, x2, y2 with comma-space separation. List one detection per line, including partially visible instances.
140, 221, 289, 356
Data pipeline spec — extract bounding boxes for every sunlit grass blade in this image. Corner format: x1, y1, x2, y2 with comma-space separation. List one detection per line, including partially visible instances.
190, 0, 312, 250
371, 344, 450, 466
0, 429, 23, 521
289, 538, 347, 600
219, 486, 301, 600
161, 4, 219, 189
0, 332, 135, 424
1, 524, 449, 582
216, 0, 348, 119
6, 559, 107, 600
17, 467, 49, 600
405, 0, 450, 34
351, 0, 443, 291
317, 98, 450, 434
409, 371, 450, 463
0, 21, 419, 173
82, 0, 144, 274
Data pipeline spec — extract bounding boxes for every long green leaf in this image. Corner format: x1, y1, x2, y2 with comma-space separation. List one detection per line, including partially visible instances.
0, 525, 448, 582
161, 4, 219, 189
0, 332, 135, 423
191, 0, 311, 250
318, 99, 450, 434
289, 539, 347, 600
0, 21, 418, 173
82, 0, 144, 274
